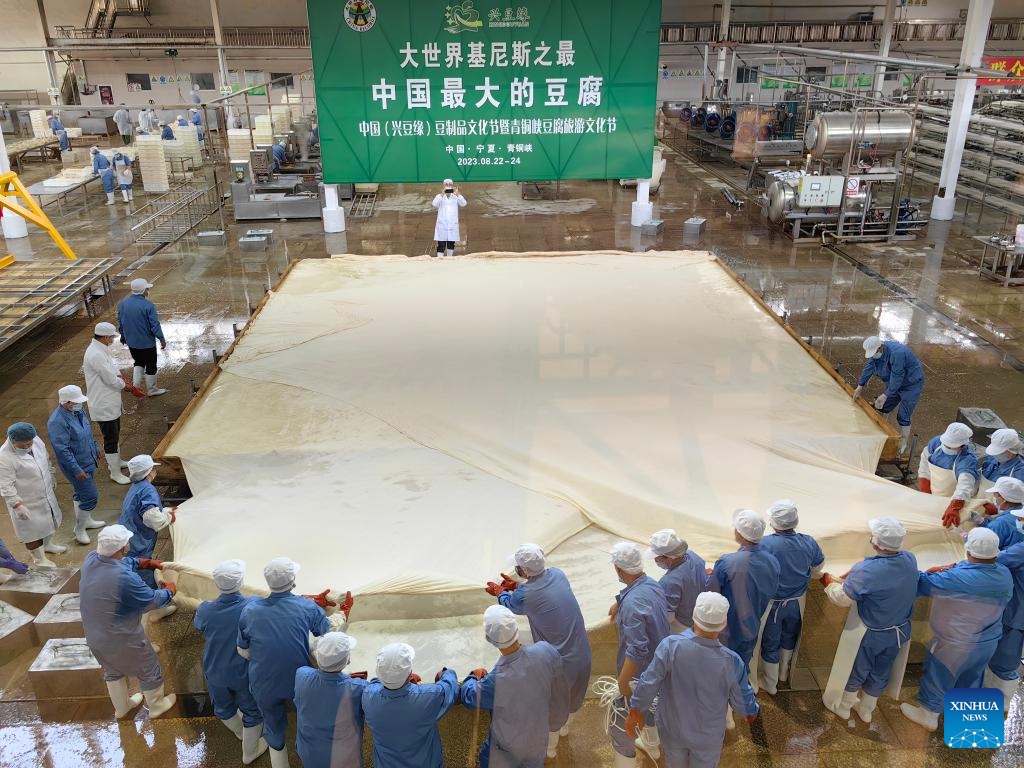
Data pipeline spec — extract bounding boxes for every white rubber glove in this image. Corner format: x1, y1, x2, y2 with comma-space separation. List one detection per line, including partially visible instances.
873, 393, 887, 409
852, 386, 863, 399
236, 646, 251, 659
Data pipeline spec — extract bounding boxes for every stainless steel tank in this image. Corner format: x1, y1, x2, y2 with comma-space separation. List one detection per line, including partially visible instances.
803, 111, 913, 158
661, 101, 689, 118
765, 176, 799, 223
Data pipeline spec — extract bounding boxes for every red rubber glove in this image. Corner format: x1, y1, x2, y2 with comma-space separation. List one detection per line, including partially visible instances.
485, 581, 504, 597
983, 502, 998, 516
820, 573, 835, 587
407, 673, 421, 685
624, 709, 644, 739
303, 589, 337, 610
169, 508, 177, 524
926, 564, 955, 574
705, 567, 713, 577
349, 671, 368, 679
159, 581, 177, 596
434, 668, 448, 682
138, 558, 164, 570
942, 499, 965, 528
746, 714, 758, 724
119, 372, 147, 398
918, 477, 932, 494
499, 573, 519, 592
339, 591, 354, 620
471, 668, 488, 680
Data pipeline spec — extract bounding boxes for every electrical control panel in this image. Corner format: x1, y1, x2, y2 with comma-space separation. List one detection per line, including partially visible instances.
797, 174, 845, 207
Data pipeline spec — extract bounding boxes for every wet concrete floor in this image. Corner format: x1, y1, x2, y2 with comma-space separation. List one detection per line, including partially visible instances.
0, 135, 1022, 766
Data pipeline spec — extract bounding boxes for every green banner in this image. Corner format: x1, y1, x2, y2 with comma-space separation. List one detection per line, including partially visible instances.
307, 0, 662, 183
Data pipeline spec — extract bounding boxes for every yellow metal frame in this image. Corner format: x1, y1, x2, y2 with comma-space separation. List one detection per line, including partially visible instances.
0, 171, 77, 261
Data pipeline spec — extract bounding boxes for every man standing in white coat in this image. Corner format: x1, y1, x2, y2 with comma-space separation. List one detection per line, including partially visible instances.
0, 422, 67, 567
83, 322, 135, 490
432, 179, 466, 258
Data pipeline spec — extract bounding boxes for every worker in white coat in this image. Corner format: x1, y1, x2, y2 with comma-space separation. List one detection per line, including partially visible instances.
113, 104, 132, 145
918, 422, 979, 529
0, 422, 68, 567
83, 322, 133, 491
432, 179, 466, 258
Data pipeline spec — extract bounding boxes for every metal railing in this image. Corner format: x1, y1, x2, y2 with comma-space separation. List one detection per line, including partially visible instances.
128, 175, 224, 245
50, 25, 310, 47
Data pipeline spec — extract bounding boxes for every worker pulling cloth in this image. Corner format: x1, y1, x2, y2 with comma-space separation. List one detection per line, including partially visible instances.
821, 604, 910, 711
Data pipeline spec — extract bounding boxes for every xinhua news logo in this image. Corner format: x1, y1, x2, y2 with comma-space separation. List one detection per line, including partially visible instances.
944, 688, 1003, 748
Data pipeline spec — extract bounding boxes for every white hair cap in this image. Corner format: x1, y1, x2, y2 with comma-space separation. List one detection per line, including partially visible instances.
97, 524, 133, 556
610, 542, 644, 574
733, 509, 766, 543
483, 605, 519, 649
127, 454, 160, 481
940, 423, 973, 448
376, 642, 415, 689
315, 632, 357, 672
443, 178, 454, 186
692, 592, 730, 632
991, 477, 1024, 505
212, 559, 245, 592
863, 336, 883, 358
767, 499, 799, 530
509, 543, 546, 577
646, 529, 687, 558
869, 517, 905, 550
986, 428, 1022, 456
965, 527, 1000, 559
263, 557, 300, 591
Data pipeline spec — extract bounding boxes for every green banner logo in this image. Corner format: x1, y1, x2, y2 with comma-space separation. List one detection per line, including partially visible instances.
309, 0, 661, 183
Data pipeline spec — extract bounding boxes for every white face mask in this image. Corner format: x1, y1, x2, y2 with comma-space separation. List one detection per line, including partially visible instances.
654, 559, 670, 571
71, 403, 84, 413
13, 446, 31, 456
939, 444, 957, 455
873, 352, 883, 360
1016, 519, 1024, 534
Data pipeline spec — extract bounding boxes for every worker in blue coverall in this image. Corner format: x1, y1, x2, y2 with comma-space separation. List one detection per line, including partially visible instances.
361, 642, 459, 768
822, 517, 919, 723
90, 146, 116, 206
46, 384, 101, 556
294, 632, 366, 768
189, 108, 204, 142
118, 454, 174, 597
160, 121, 174, 140
607, 541, 669, 763
626, 592, 760, 768
900, 527, 1012, 731
918, 422, 980, 529
758, 500, 825, 695
977, 477, 1024, 550
48, 113, 70, 151
647, 528, 706, 634
488, 541, 591, 757
853, 335, 925, 455
236, 557, 332, 768
461, 605, 568, 767
271, 140, 287, 173
980, 429, 1024, 491
117, 277, 167, 397
987, 532, 1024, 706
194, 559, 268, 765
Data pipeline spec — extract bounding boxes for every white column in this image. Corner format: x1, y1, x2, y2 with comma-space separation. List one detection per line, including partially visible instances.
931, 0, 993, 221
322, 184, 346, 233
715, 0, 732, 92
210, 0, 237, 127
873, 0, 897, 95
0, 131, 29, 239
631, 179, 653, 227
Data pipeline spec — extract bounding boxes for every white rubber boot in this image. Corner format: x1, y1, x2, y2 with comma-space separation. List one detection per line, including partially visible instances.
145, 373, 168, 397
760, 661, 780, 695
106, 678, 143, 718
899, 702, 939, 731
826, 690, 859, 720
898, 425, 912, 456
546, 731, 559, 759
43, 534, 67, 554
445, 248, 454, 257
994, 676, 1019, 709
613, 752, 637, 768
268, 746, 290, 768
221, 711, 243, 739
636, 725, 660, 760
128, 189, 134, 201
73, 502, 90, 545
28, 548, 55, 567
854, 694, 878, 723
560, 709, 576, 737
725, 706, 735, 730
433, 250, 442, 258
143, 684, 176, 718
133, 366, 144, 387
121, 189, 130, 203
105, 453, 130, 485
148, 602, 177, 623
242, 725, 269, 764
105, 192, 115, 205
779, 648, 794, 683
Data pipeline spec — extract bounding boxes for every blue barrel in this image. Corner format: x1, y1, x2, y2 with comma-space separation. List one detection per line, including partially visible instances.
704, 112, 722, 132
719, 117, 736, 139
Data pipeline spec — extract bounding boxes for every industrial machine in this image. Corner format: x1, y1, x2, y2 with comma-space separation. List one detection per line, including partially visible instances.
761, 109, 924, 243
230, 147, 327, 221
